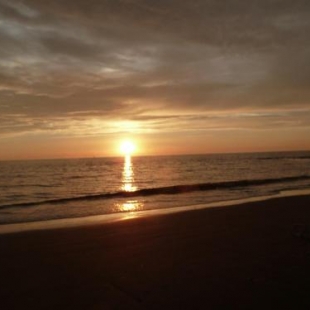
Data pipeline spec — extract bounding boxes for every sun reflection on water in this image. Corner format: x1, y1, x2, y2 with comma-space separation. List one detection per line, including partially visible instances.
117, 154, 144, 213
117, 200, 144, 212
122, 155, 137, 192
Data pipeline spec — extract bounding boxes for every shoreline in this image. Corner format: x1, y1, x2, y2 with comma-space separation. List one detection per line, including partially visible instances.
1, 187, 310, 235
1, 193, 310, 309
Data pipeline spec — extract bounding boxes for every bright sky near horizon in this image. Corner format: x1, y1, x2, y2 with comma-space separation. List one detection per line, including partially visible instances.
0, 0, 310, 160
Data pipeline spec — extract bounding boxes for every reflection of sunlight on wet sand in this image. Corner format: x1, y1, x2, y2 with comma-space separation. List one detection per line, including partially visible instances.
117, 155, 144, 213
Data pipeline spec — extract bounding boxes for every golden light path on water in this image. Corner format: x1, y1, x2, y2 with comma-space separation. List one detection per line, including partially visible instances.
122, 155, 137, 192
116, 154, 144, 212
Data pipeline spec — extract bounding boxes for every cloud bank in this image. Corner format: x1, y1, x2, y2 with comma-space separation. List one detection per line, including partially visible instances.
0, 0, 309, 148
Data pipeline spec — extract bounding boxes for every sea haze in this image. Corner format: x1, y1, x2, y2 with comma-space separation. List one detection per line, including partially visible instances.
0, 151, 310, 225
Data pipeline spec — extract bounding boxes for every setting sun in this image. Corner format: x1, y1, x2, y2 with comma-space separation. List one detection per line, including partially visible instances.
120, 140, 136, 156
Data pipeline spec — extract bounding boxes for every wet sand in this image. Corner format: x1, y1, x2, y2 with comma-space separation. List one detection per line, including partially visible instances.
1, 195, 310, 309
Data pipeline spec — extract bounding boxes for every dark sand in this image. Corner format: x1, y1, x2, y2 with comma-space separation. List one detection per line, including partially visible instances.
1, 195, 310, 309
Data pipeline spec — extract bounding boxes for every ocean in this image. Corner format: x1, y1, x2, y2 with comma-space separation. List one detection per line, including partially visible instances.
0, 151, 310, 226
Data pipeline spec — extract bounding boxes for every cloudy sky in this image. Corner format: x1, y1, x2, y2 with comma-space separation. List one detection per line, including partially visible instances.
0, 0, 310, 159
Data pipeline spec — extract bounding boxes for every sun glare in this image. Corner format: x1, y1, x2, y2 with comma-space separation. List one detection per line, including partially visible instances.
120, 140, 136, 156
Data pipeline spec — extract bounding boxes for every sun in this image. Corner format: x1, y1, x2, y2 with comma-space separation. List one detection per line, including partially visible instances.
120, 140, 136, 156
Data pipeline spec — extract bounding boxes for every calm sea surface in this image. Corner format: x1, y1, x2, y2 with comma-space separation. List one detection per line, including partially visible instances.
0, 151, 310, 225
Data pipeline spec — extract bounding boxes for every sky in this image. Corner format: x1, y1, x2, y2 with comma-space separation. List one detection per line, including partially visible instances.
0, 0, 310, 160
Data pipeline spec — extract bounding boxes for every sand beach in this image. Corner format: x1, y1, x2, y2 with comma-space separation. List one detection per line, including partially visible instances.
1, 194, 310, 309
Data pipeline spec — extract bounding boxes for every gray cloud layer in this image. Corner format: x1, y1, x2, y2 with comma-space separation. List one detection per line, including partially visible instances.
0, 0, 310, 137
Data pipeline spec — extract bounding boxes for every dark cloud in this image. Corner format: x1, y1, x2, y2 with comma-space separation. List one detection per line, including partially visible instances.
0, 0, 310, 139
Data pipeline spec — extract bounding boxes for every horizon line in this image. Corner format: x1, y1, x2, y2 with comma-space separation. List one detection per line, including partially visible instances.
1, 149, 310, 163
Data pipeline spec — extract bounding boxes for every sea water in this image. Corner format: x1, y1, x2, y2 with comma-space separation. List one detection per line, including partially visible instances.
0, 151, 310, 225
